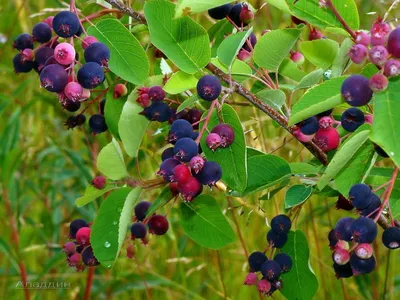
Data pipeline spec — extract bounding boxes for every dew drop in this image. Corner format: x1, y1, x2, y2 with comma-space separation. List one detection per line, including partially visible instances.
104, 241, 111, 248
390, 152, 395, 156
107, 265, 112, 269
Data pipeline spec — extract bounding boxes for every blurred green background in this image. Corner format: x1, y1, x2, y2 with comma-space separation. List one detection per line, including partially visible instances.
0, 0, 399, 299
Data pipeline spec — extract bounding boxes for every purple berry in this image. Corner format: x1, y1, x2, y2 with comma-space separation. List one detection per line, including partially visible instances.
168, 119, 193, 143
67, 252, 82, 268
134, 201, 152, 221
382, 227, 400, 249
348, 44, 368, 64
84, 42, 110, 67
197, 75, 222, 101
383, 59, 400, 77
333, 262, 353, 278
349, 184, 372, 209
369, 74, 388, 92
161, 147, 175, 161
148, 215, 169, 235
260, 260, 281, 280
89, 114, 108, 134
173, 138, 198, 162
35, 47, 55, 71
63, 242, 76, 255
243, 32, 257, 52
368, 46, 389, 66
189, 155, 205, 174
32, 22, 52, 43
334, 217, 355, 242
370, 20, 391, 46
248, 251, 267, 272
13, 53, 34, 73
273, 253, 292, 272
142, 102, 172, 122
349, 253, 376, 275
193, 161, 222, 186
82, 246, 100, 266
40, 64, 68, 92
208, 4, 232, 19
271, 214, 291, 234
387, 27, 400, 58
206, 133, 222, 150
13, 33, 33, 50
148, 86, 166, 101
355, 31, 370, 46
341, 108, 365, 132
341, 75, 373, 107
157, 158, 180, 181
77, 62, 105, 89
227, 3, 243, 27
69, 219, 88, 239
53, 11, 80, 38
351, 217, 378, 243
267, 230, 288, 248
298, 116, 319, 135
130, 222, 147, 239
211, 124, 235, 147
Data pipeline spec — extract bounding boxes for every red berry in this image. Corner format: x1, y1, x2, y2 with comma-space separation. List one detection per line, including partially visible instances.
169, 182, 179, 196
76, 227, 91, 246
309, 28, 323, 40
211, 124, 235, 147
63, 242, 76, 255
172, 164, 191, 185
178, 176, 202, 202
257, 279, 271, 294
293, 129, 314, 143
314, 128, 340, 152
148, 215, 169, 235
67, 253, 82, 267
92, 176, 106, 189
369, 74, 388, 92
114, 84, 128, 98
370, 19, 391, 46
244, 272, 258, 286
239, 4, 254, 24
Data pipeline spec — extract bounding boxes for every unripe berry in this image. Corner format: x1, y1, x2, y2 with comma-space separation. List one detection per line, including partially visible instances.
228, 4, 244, 27
64, 82, 83, 101
69, 219, 89, 239
148, 215, 169, 235
355, 31, 371, 46
355, 243, 373, 259
54, 42, 76, 65
368, 46, 389, 66
383, 59, 400, 77
365, 114, 374, 124
92, 176, 106, 189
370, 19, 391, 46
290, 51, 305, 65
309, 28, 323, 40
197, 75, 222, 101
257, 279, 271, 294
239, 4, 254, 24
189, 155, 205, 174
333, 248, 350, 265
293, 129, 314, 143
244, 272, 258, 286
114, 84, 128, 98
369, 74, 388, 92
63, 242, 76, 255
21, 49, 34, 62
387, 27, 400, 58
237, 49, 252, 62
348, 44, 368, 64
82, 36, 99, 50
169, 182, 179, 196
211, 124, 235, 147
67, 253, 82, 267
319, 116, 334, 129
314, 128, 340, 152
178, 176, 202, 201
76, 227, 91, 246
43, 16, 54, 28
206, 133, 222, 150
172, 164, 191, 185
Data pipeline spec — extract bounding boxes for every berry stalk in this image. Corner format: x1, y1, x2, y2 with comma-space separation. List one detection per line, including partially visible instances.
374, 167, 399, 223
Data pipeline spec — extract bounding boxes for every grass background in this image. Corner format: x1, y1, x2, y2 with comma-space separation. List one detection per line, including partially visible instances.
0, 0, 399, 299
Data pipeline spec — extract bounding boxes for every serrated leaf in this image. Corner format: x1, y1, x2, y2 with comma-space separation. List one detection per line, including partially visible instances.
285, 185, 313, 209
253, 27, 303, 71
281, 230, 319, 300
75, 184, 118, 207
146, 186, 173, 217
217, 29, 253, 68
294, 69, 324, 90
300, 39, 339, 70
179, 195, 235, 249
331, 38, 352, 77
97, 138, 128, 180
88, 19, 149, 85
256, 89, 286, 112
105, 84, 127, 139
91, 187, 142, 267
163, 71, 198, 95
279, 58, 306, 82
144, 0, 211, 74
175, 0, 232, 17
288, 76, 346, 126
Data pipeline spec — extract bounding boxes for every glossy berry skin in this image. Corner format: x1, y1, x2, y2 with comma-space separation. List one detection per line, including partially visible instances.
248, 251, 267, 272
349, 184, 372, 210
53, 11, 80, 38
382, 227, 400, 249
142, 102, 172, 122
13, 54, 34, 73
172, 164, 191, 184
208, 4, 232, 20
189, 155, 205, 174
244, 272, 258, 286
32, 22, 52, 43
368, 46, 389, 66
82, 36, 98, 50
84, 42, 110, 67
350, 253, 376, 275
341, 75, 373, 107
267, 230, 288, 248
77, 62, 105, 89
211, 124, 235, 147
148, 215, 169, 235
314, 128, 340, 152
355, 243, 373, 259
273, 253, 292, 272
54, 42, 76, 65
341, 108, 365, 133
130, 222, 147, 239
157, 158, 181, 181
333, 262, 353, 278
333, 248, 350, 265
348, 44, 368, 64
360, 194, 381, 217
69, 219, 89, 239
271, 214, 291, 234
161, 147, 175, 161
369, 74, 388, 92
257, 279, 271, 294
82, 246, 100, 266
197, 75, 222, 101
89, 114, 108, 134
173, 138, 198, 162
148, 86, 166, 101
351, 217, 378, 243
260, 260, 281, 280
298, 116, 319, 135
40, 64, 68, 92
35, 47, 54, 71
13, 33, 34, 50
194, 161, 222, 186
168, 119, 193, 143
92, 176, 106, 190
387, 27, 400, 58
384, 59, 400, 77
178, 176, 202, 201
64, 82, 83, 101
134, 201, 152, 221
334, 217, 355, 242
76, 227, 91, 246
206, 133, 222, 150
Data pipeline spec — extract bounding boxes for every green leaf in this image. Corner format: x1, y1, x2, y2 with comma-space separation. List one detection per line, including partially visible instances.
200, 104, 247, 192
318, 126, 371, 190
300, 39, 339, 70
163, 71, 198, 95
279, 58, 306, 82
281, 230, 319, 300
288, 76, 346, 126
105, 84, 127, 139
294, 69, 324, 90
175, 0, 232, 17
146, 186, 173, 217
331, 38, 353, 77
144, 0, 211, 74
208, 20, 234, 57
179, 195, 235, 249
361, 63, 380, 78
91, 187, 142, 267
217, 29, 253, 68
88, 19, 149, 85
285, 185, 313, 209
97, 138, 128, 180
210, 58, 252, 82
256, 89, 286, 112
253, 27, 303, 71
290, 163, 320, 175
177, 94, 201, 113
370, 79, 400, 168
75, 184, 118, 207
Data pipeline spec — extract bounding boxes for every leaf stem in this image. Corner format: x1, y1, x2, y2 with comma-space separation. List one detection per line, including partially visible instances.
195, 100, 217, 144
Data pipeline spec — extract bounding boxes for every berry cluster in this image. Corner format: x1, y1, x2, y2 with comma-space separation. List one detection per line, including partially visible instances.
63, 219, 99, 271
244, 215, 293, 296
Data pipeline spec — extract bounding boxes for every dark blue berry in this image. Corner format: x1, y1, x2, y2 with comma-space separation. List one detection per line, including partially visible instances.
298, 116, 319, 135
350, 217, 377, 243
40, 64, 68, 92
32, 22, 52, 43
193, 161, 222, 186
260, 260, 282, 280
130, 222, 147, 239
208, 4, 232, 19
69, 219, 88, 239
142, 102, 172, 122
243, 33, 257, 52
13, 33, 33, 50
273, 253, 292, 272
53, 11, 80, 38
13, 54, 34, 73
382, 227, 400, 249
335, 194, 354, 211
161, 147, 175, 161
333, 262, 353, 278
360, 194, 381, 217
341, 108, 365, 132
183, 108, 203, 129
89, 114, 108, 134
248, 251, 267, 272
148, 86, 166, 101
328, 229, 338, 249
77, 62, 105, 89
334, 217, 355, 242
134, 201, 152, 221
228, 4, 243, 27
173, 138, 198, 162
35, 47, 55, 71
82, 246, 100, 266
76, 114, 86, 126
349, 253, 376, 274
65, 116, 78, 129
341, 75, 373, 107
349, 184, 372, 210
63, 99, 81, 112
168, 119, 194, 143
157, 158, 181, 181
197, 75, 222, 101
267, 230, 288, 248
211, 124, 235, 147
84, 42, 110, 67
271, 214, 291, 234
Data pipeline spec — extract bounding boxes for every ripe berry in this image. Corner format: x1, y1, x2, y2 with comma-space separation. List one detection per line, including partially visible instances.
336, 240, 350, 250
178, 176, 202, 201
148, 215, 169, 235
35, 47, 55, 71
142, 102, 172, 122
172, 164, 191, 185
387, 27, 400, 58
333, 248, 350, 265
328, 229, 339, 249
84, 42, 110, 67
348, 44, 368, 64
148, 86, 165, 101
382, 227, 400, 249
244, 272, 258, 286
370, 20, 391, 46
355, 31, 371, 46
197, 75, 222, 101
64, 82, 83, 101
168, 119, 193, 143
89, 114, 108, 134
194, 161, 222, 186
341, 107, 365, 132
157, 158, 181, 181
341, 75, 373, 107
237, 49, 252, 62
242, 33, 257, 52
298, 116, 319, 135
114, 84, 128, 98
267, 230, 288, 248
349, 253, 376, 275
239, 4, 254, 24
53, 11, 80, 38
76, 227, 91, 246
92, 176, 106, 189
82, 36, 98, 50
54, 42, 76, 65
369, 74, 388, 92
169, 182, 179, 196
65, 116, 78, 129
162, 147, 175, 161
69, 219, 89, 239
271, 214, 291, 234
67, 252, 82, 268
261, 260, 281, 280
32, 22, 52, 43
77, 62, 105, 89
40, 64, 68, 92
189, 155, 205, 174
333, 262, 353, 278
13, 54, 34, 73
355, 243, 373, 259
208, 4, 232, 19
360, 194, 381, 217
13, 33, 34, 50
63, 242, 76, 255
334, 217, 355, 241
314, 128, 340, 152
82, 246, 100, 266
21, 49, 33, 62
248, 251, 267, 272
228, 4, 243, 27
134, 201, 152, 221
63, 99, 81, 112
257, 279, 271, 294
384, 59, 400, 77
130, 222, 147, 239
206, 133, 222, 150
273, 253, 292, 272
211, 124, 235, 147
349, 184, 372, 210
174, 138, 198, 162
351, 217, 378, 243
368, 46, 389, 66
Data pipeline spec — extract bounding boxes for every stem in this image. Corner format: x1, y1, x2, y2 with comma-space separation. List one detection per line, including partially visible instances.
104, 0, 147, 23
83, 267, 95, 300
227, 197, 249, 259
195, 100, 217, 144
325, 0, 356, 39
374, 167, 399, 223
216, 251, 227, 299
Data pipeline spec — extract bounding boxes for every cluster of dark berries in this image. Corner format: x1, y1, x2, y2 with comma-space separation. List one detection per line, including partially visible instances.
12, 10, 122, 135
138, 86, 173, 122
208, 3, 254, 27
348, 20, 400, 93
243, 215, 293, 296
63, 219, 99, 271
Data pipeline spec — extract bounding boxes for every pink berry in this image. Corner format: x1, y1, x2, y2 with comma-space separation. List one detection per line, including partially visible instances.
206, 133, 222, 150
172, 164, 191, 185
257, 279, 271, 294
114, 84, 128, 98
67, 253, 82, 267
92, 175, 106, 189
348, 44, 368, 64
333, 248, 350, 265
293, 128, 314, 143
76, 227, 91, 246
365, 114, 374, 124
355, 243, 373, 259
237, 49, 252, 62
370, 19, 391, 46
290, 51, 305, 65
43, 16, 54, 28
244, 272, 258, 286
368, 46, 389, 66
189, 155, 205, 174
319, 116, 334, 129
64, 82, 83, 101
81, 88, 91, 101
355, 31, 371, 46
383, 59, 400, 77
335, 240, 350, 250
82, 36, 99, 50
63, 242, 76, 255
309, 28, 323, 40
54, 42, 76, 65
369, 74, 388, 92
314, 128, 340, 152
